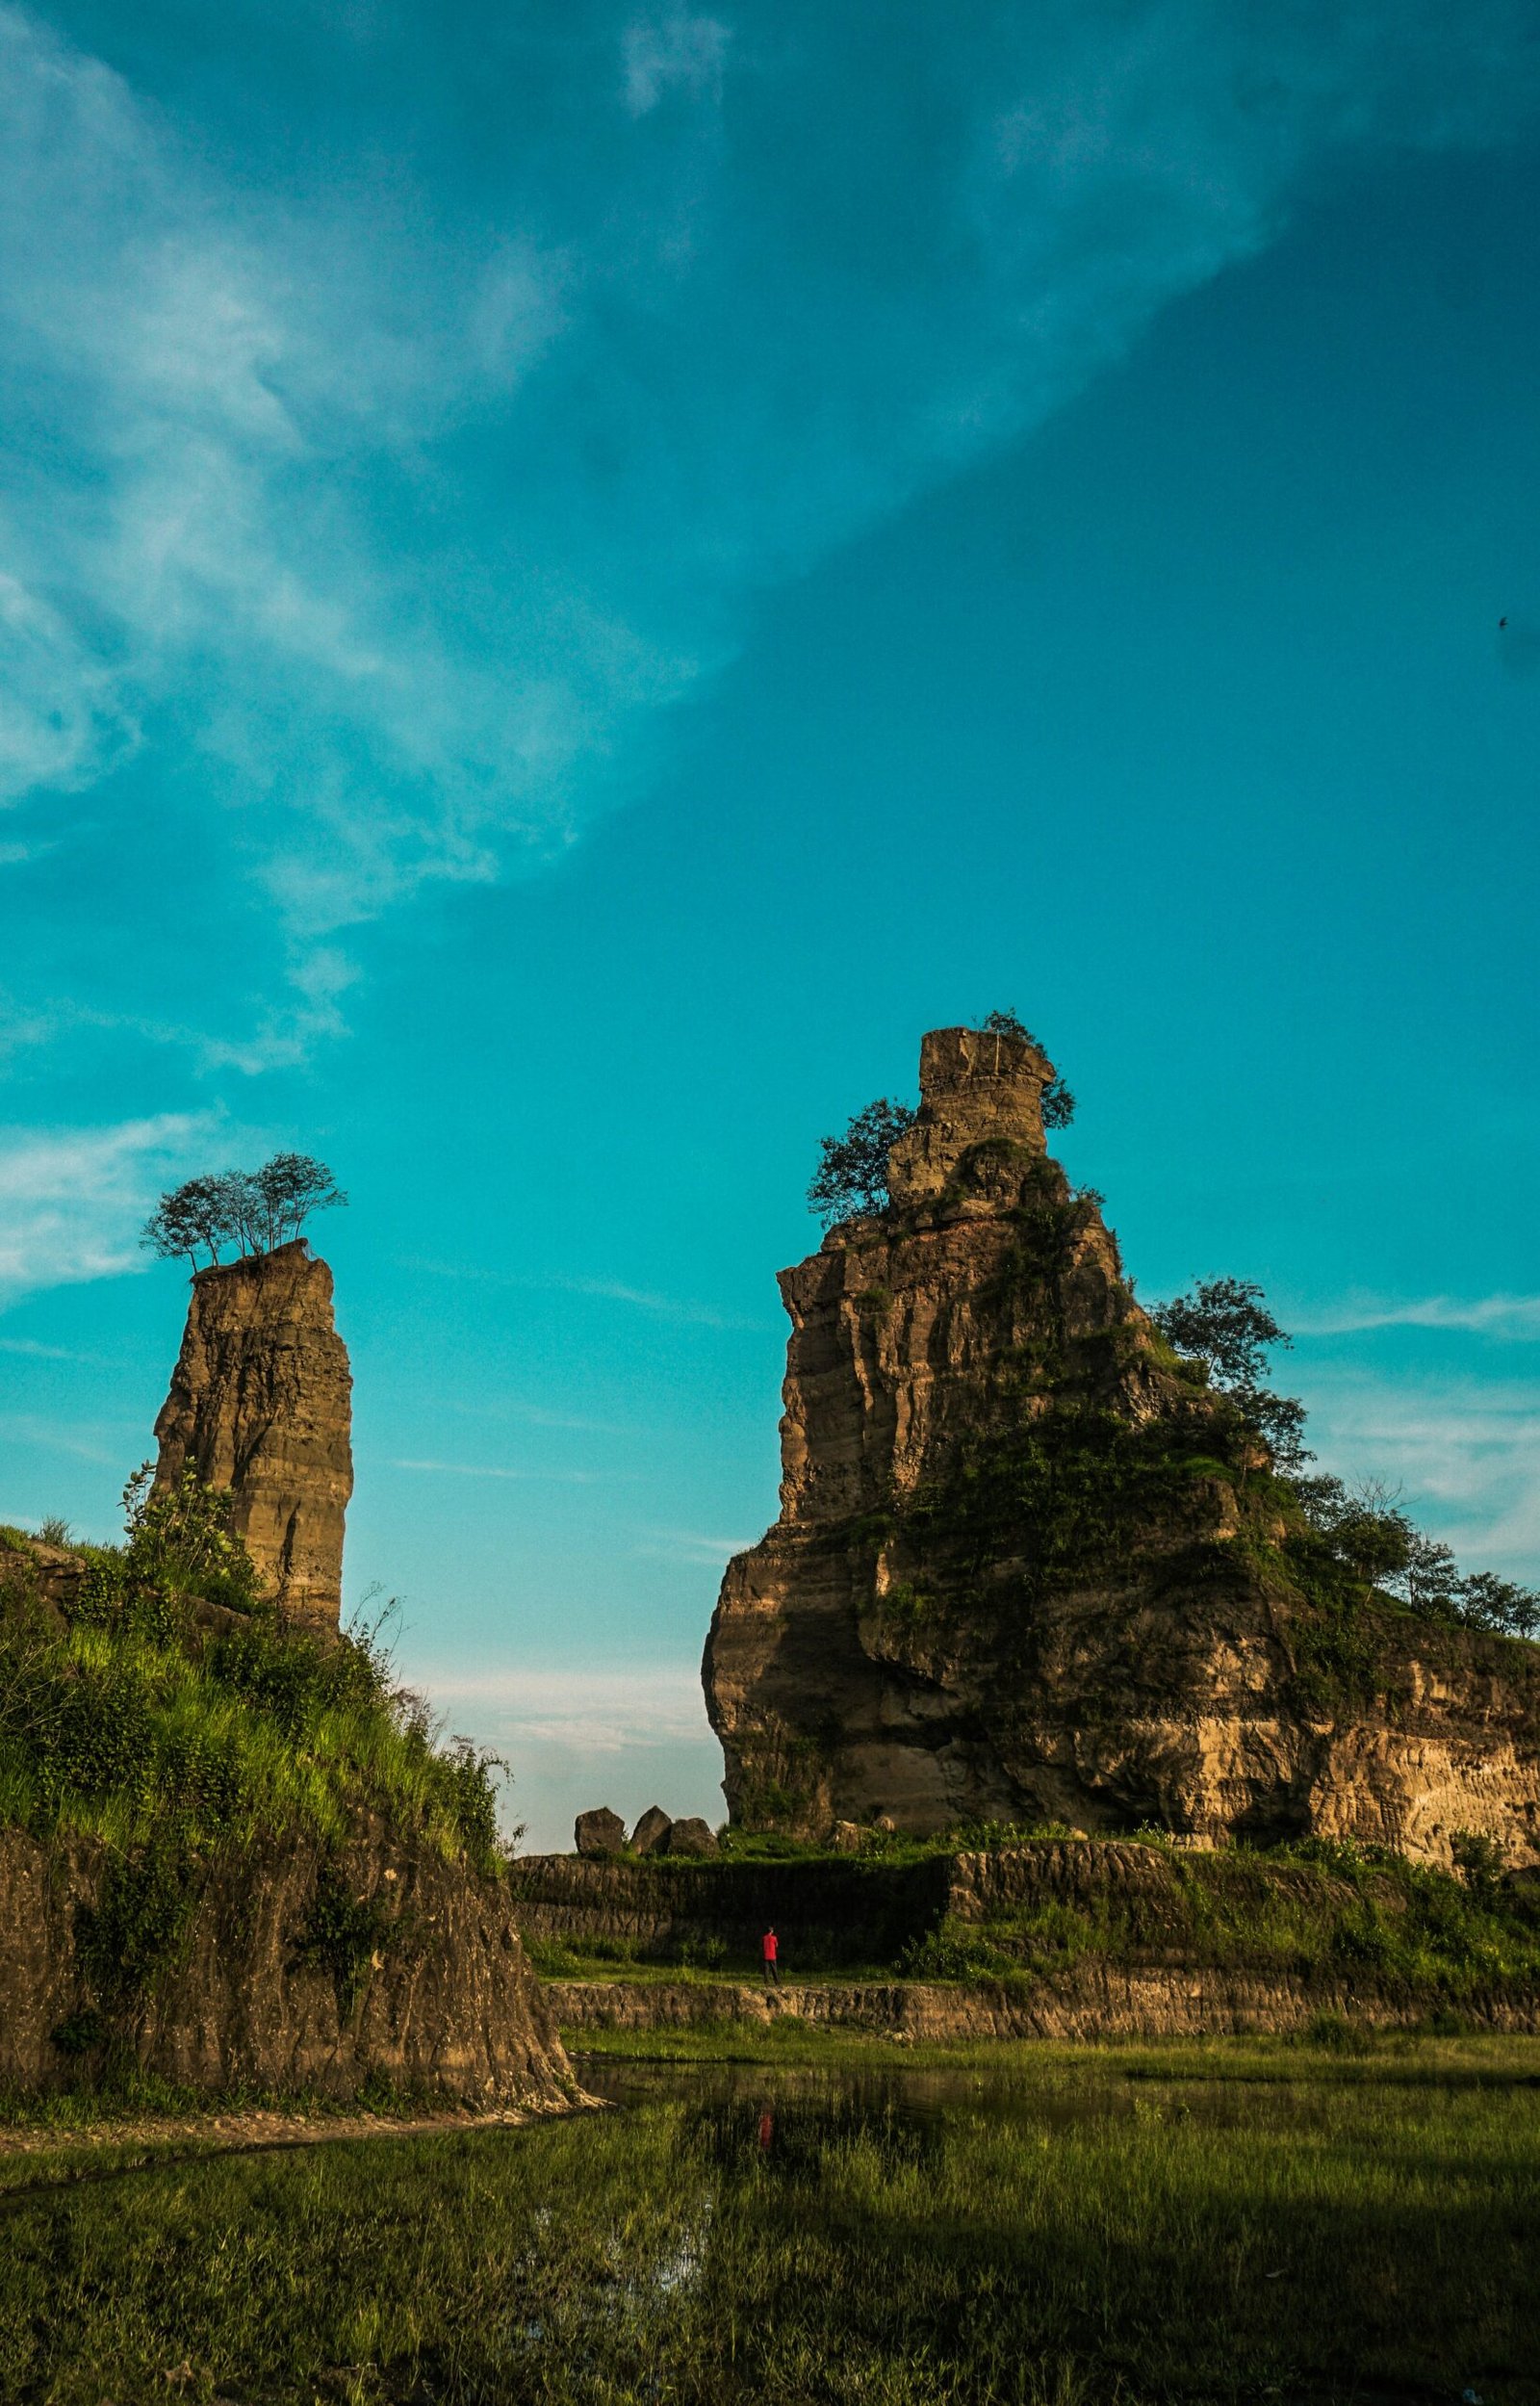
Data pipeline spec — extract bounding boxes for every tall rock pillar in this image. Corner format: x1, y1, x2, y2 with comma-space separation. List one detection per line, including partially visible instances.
703, 1023, 1540, 1865
153, 1241, 353, 1629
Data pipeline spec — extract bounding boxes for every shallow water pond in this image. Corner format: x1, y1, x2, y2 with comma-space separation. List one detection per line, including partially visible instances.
0, 2046, 1535, 2404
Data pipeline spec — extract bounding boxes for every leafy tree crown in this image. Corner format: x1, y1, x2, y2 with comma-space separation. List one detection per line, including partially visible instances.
141, 1154, 346, 1271
1154, 1278, 1539, 1641
807, 1099, 916, 1228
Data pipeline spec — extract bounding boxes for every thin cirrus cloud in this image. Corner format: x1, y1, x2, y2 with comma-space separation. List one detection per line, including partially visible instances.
419, 1661, 715, 1753
1296, 1294, 1540, 1341
0, 1112, 220, 1302
389, 1459, 616, 1484
1299, 1369, 1540, 1574
623, 13, 730, 116
3, 2, 1539, 1053
406, 1255, 765, 1331
636, 1527, 756, 1564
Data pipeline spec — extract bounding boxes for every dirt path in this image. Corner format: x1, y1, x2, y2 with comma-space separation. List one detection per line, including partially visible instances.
0, 2093, 600, 2210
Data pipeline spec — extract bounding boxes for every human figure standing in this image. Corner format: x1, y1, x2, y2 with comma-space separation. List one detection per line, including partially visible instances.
761, 1927, 781, 1984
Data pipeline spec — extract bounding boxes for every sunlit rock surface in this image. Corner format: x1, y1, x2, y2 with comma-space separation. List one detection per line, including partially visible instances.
703, 1026, 1540, 1865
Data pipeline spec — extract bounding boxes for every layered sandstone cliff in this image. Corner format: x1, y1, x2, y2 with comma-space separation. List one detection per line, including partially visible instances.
703, 1025, 1540, 1866
153, 1242, 352, 1628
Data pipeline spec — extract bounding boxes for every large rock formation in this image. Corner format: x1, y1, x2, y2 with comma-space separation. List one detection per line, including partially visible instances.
703, 1025, 1540, 1866
153, 1242, 352, 1628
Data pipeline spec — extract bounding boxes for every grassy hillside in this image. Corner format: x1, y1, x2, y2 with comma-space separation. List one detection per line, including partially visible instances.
0, 1481, 503, 1871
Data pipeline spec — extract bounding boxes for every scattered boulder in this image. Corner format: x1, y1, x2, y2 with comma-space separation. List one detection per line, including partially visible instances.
575, 1808, 627, 1858
630, 1805, 674, 1855
664, 1817, 718, 1857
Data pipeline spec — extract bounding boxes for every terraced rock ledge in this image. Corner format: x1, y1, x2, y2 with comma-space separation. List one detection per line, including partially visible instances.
519, 1836, 1540, 2040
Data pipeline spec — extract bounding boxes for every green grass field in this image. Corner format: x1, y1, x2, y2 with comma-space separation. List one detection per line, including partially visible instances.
2, 2033, 1535, 2404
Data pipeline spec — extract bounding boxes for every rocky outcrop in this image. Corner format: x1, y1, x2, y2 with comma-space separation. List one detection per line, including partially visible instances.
549, 1971, 1540, 2040
575, 1808, 628, 1857
703, 1025, 1540, 1865
666, 1817, 719, 1856
630, 1806, 674, 1855
0, 1820, 573, 2104
153, 1243, 352, 1629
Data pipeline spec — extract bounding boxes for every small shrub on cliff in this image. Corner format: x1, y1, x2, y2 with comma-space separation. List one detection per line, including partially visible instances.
1149, 1281, 1540, 1644
74, 1464, 264, 1628
1152, 1277, 1310, 1472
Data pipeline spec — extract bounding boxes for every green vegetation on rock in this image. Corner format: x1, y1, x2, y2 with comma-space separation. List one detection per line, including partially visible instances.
899, 1839, 1540, 2007
0, 1484, 507, 1997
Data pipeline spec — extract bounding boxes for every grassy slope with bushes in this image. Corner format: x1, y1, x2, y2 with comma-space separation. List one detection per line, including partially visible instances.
0, 1486, 508, 2046
901, 1835, 1540, 2008
521, 1826, 1540, 2014
0, 1483, 502, 1868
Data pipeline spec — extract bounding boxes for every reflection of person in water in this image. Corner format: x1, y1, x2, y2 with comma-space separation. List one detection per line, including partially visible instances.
762, 1927, 781, 1983
757, 2108, 774, 2151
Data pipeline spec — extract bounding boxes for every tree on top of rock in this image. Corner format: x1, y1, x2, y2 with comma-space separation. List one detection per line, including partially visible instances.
141, 1154, 347, 1271
808, 1099, 917, 1227
1152, 1276, 1307, 1469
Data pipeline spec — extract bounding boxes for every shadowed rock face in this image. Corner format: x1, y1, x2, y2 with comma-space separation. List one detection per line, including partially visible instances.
702, 1026, 1540, 1866
153, 1243, 352, 1628
0, 1818, 572, 2104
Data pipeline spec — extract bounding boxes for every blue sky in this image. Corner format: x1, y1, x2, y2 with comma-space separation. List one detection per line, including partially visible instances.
2, 0, 1538, 1848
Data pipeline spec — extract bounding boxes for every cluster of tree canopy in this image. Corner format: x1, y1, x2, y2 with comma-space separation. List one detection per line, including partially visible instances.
141, 1154, 346, 1271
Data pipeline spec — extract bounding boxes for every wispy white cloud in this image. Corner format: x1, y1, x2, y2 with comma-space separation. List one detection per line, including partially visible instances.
636, 1525, 755, 1564
1296, 1293, 1540, 1340
1301, 1369, 1540, 1578
2, 0, 1538, 1053
0, 1112, 218, 1302
623, 13, 731, 116
388, 1458, 613, 1484
421, 1661, 713, 1753
552, 1275, 761, 1330
0, 1410, 126, 1465
0, 1335, 103, 1362
407, 1255, 764, 1331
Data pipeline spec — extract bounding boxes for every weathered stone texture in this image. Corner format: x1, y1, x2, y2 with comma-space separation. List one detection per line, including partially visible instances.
575, 1807, 627, 1857
153, 1242, 352, 1628
0, 1820, 572, 2104
702, 1026, 1540, 1866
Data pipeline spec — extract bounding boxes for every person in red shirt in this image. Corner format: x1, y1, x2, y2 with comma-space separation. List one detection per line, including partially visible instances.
761, 1927, 781, 1984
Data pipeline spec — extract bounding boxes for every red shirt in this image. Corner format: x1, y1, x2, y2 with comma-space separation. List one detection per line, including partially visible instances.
762, 1931, 778, 1961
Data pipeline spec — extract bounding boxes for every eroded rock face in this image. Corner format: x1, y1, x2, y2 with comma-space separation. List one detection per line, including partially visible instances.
153, 1243, 352, 1629
0, 1819, 573, 2104
702, 1026, 1540, 1867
